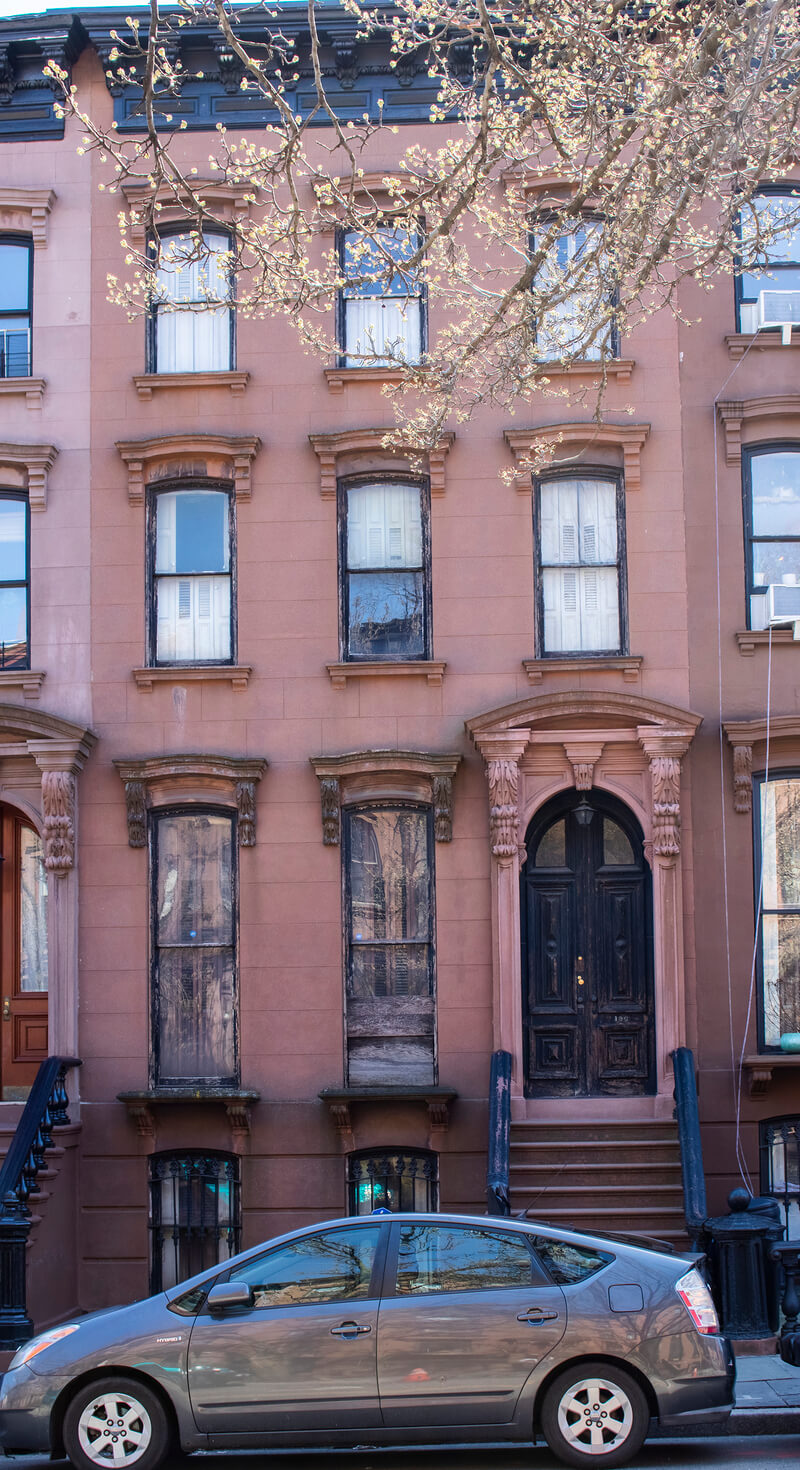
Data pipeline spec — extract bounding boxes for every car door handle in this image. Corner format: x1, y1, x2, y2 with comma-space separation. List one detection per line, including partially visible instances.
330, 1321, 372, 1338
517, 1308, 559, 1323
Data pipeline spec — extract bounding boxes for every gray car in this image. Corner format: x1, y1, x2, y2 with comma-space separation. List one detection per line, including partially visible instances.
0, 1212, 733, 1470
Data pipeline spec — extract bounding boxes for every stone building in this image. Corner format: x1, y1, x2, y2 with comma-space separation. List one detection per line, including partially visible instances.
0, 4, 798, 1325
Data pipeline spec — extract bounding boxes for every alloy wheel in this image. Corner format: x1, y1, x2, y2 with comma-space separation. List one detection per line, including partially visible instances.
556, 1374, 635, 1456
76, 1391, 153, 1467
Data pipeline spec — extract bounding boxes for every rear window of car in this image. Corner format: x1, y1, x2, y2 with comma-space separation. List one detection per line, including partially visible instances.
532, 1237, 614, 1284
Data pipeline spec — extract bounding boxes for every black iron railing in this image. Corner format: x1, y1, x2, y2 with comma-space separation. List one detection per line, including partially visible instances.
0, 1056, 80, 1349
761, 1118, 800, 1239
0, 329, 31, 379
672, 1046, 707, 1247
487, 1049, 512, 1216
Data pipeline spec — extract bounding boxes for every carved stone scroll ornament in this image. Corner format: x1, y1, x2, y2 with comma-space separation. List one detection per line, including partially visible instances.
320, 777, 341, 846
487, 759, 521, 859
649, 755, 682, 858
124, 781, 148, 848
432, 775, 453, 842
236, 781, 257, 847
564, 743, 605, 792
733, 745, 753, 815
41, 770, 76, 876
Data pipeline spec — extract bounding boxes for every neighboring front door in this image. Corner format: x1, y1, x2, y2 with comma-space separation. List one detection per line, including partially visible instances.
521, 791, 654, 1097
0, 807, 48, 1100
187, 1223, 385, 1435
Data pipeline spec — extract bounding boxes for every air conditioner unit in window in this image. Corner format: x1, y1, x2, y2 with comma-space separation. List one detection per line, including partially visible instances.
766, 582, 800, 639
757, 289, 800, 344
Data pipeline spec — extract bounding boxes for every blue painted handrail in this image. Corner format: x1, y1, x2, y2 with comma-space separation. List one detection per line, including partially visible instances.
487, 1050, 512, 1216
672, 1046, 707, 1246
0, 1056, 80, 1209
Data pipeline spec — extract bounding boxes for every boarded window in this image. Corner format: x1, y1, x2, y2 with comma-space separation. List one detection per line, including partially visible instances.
537, 476, 625, 655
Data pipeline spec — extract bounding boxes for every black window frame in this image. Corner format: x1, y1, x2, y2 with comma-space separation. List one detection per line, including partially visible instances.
734, 185, 800, 334
149, 803, 239, 1090
529, 213, 620, 362
0, 234, 33, 380
336, 224, 428, 369
342, 800, 437, 1087
0, 490, 30, 670
742, 443, 800, 631
149, 1149, 241, 1294
146, 225, 236, 374
753, 770, 800, 1054
760, 1116, 800, 1239
146, 478, 237, 668
338, 471, 432, 663
347, 1147, 439, 1215
533, 466, 629, 658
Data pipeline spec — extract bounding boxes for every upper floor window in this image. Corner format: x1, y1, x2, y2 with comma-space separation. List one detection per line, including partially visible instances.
349, 1149, 439, 1215
149, 1151, 241, 1292
150, 229, 233, 373
344, 804, 436, 1085
149, 487, 233, 665
534, 473, 627, 655
737, 190, 800, 334
340, 477, 430, 661
0, 494, 29, 669
339, 227, 424, 367
0, 237, 32, 379
755, 774, 800, 1051
151, 809, 237, 1088
532, 219, 617, 361
743, 447, 800, 630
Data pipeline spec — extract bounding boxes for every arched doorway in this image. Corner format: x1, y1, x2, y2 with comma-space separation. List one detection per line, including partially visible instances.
521, 789, 654, 1099
0, 804, 48, 1099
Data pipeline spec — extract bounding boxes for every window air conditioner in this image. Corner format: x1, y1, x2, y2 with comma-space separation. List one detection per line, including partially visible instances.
766, 581, 800, 639
757, 289, 800, 344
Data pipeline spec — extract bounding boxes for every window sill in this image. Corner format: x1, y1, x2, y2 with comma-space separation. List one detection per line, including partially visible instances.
327, 660, 446, 688
736, 629, 797, 656
0, 377, 45, 409
535, 358, 635, 383
726, 332, 800, 359
133, 665, 252, 691
0, 669, 45, 700
324, 366, 421, 393
523, 656, 642, 684
742, 1056, 800, 1098
319, 1085, 457, 1134
118, 1088, 260, 1137
133, 371, 249, 400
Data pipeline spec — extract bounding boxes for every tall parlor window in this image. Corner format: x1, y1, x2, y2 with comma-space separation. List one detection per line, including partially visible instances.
736, 189, 800, 334
340, 227, 424, 367
151, 229, 233, 373
151, 810, 237, 1087
150, 487, 233, 664
341, 478, 430, 661
344, 805, 436, 1084
756, 775, 800, 1050
149, 1151, 241, 1292
532, 218, 617, 361
535, 473, 626, 655
0, 495, 28, 669
0, 237, 32, 379
743, 448, 800, 629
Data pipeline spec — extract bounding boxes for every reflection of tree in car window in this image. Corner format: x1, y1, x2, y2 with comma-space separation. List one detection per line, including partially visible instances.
396, 1225, 533, 1295
533, 1238, 613, 1284
230, 1227, 379, 1308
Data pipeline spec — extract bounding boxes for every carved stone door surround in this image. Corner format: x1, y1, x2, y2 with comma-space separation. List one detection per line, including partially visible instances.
466, 692, 701, 1110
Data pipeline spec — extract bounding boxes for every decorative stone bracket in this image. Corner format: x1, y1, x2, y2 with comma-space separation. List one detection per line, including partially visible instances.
0, 188, 55, 250
113, 754, 267, 847
638, 730, 691, 861
563, 742, 605, 791
118, 1089, 260, 1143
0, 442, 58, 512
310, 750, 461, 845
121, 179, 254, 248
504, 421, 650, 491
116, 434, 262, 505
718, 396, 800, 465
309, 428, 455, 499
470, 731, 530, 862
319, 1086, 457, 1137
723, 716, 800, 816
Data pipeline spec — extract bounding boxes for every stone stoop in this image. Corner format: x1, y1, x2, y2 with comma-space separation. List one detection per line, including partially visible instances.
0, 1114, 82, 1333
509, 1120, 689, 1248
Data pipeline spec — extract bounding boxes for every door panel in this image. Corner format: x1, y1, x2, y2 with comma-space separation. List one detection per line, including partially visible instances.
1, 810, 48, 1099
524, 879, 581, 1095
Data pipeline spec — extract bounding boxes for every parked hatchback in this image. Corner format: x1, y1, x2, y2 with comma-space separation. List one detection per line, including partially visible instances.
0, 1213, 733, 1470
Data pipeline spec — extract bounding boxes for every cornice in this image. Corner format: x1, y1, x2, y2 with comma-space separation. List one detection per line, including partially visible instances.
504, 421, 650, 490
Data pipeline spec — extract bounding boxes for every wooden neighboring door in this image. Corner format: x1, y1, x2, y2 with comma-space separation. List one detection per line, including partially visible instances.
521, 791, 654, 1098
0, 808, 48, 1099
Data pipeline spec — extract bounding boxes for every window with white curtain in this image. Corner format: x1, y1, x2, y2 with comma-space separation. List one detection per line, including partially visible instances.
342, 478, 429, 659
532, 219, 617, 361
151, 488, 232, 664
340, 228, 424, 367
152, 229, 233, 372
536, 475, 625, 655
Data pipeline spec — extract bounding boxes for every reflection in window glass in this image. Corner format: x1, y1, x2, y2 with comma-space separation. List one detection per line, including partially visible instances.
154, 489, 232, 663
0, 498, 28, 669
603, 819, 635, 866
231, 1226, 380, 1308
761, 1118, 800, 1239
349, 1150, 438, 1214
535, 819, 566, 867
533, 1237, 613, 1284
738, 193, 800, 332
154, 230, 232, 372
758, 778, 800, 1046
342, 228, 423, 366
346, 482, 425, 659
747, 451, 800, 629
533, 220, 615, 361
538, 478, 622, 654
150, 1152, 240, 1292
395, 1224, 534, 1295
0, 241, 31, 378
19, 827, 47, 993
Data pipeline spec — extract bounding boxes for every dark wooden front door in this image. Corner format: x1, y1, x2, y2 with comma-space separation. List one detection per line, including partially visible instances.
0, 808, 48, 1100
521, 792, 654, 1098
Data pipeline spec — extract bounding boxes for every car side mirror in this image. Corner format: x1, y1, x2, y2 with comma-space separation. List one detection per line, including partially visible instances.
207, 1281, 254, 1312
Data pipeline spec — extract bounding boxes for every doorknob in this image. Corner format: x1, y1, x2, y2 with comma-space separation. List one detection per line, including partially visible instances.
2, 998, 9, 1021
517, 1307, 559, 1323
330, 1321, 372, 1337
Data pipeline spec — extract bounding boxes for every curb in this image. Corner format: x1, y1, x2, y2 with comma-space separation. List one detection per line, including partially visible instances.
652, 1406, 800, 1437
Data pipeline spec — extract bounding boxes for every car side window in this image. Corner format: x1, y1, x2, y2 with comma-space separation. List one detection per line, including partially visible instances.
532, 1236, 613, 1284
229, 1226, 381, 1309
394, 1223, 537, 1296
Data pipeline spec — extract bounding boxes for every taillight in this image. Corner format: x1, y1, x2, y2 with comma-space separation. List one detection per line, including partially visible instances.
675, 1267, 719, 1334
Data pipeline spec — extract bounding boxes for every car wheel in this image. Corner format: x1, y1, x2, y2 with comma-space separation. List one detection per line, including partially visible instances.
63, 1377, 171, 1470
539, 1361, 649, 1468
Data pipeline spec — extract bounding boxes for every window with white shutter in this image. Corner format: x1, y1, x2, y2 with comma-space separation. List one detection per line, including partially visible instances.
532, 219, 617, 361
340, 228, 424, 367
151, 488, 233, 664
342, 478, 430, 660
536, 475, 625, 655
152, 230, 233, 372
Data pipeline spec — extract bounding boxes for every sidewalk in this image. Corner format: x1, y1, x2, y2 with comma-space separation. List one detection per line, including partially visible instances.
734, 1352, 800, 1410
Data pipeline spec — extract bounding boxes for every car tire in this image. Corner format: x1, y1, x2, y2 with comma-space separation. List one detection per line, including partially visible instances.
539, 1360, 650, 1469
63, 1376, 171, 1470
